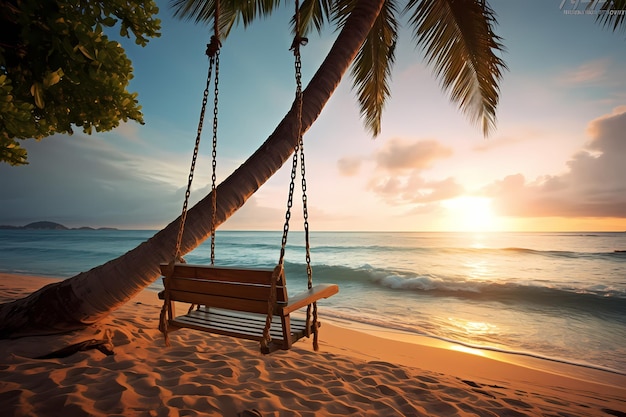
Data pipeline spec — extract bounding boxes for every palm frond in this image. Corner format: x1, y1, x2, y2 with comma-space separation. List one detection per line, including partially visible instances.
332, 0, 356, 28
405, 0, 507, 136
169, 0, 282, 39
231, 0, 283, 27
335, 0, 398, 136
296, 0, 333, 35
593, 0, 626, 32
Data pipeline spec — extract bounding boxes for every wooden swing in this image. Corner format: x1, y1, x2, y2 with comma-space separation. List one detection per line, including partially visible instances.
158, 0, 338, 354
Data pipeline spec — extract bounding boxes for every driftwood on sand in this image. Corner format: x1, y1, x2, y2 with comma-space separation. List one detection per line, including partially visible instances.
35, 329, 113, 359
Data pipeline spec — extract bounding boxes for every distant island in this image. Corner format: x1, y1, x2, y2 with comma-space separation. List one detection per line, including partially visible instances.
0, 221, 118, 231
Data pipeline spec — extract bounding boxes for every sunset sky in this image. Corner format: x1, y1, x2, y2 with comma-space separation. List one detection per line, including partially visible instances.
1, 0, 625, 232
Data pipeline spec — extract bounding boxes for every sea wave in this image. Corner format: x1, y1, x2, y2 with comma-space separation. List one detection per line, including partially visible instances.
311, 243, 626, 261
297, 262, 626, 319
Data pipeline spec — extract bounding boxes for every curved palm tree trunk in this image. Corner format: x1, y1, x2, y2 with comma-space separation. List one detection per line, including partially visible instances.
0, 0, 385, 338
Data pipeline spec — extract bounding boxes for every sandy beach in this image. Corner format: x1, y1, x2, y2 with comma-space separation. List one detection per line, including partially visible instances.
1, 273, 624, 417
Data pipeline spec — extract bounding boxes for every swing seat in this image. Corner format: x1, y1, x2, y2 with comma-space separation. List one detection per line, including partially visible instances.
158, 263, 338, 353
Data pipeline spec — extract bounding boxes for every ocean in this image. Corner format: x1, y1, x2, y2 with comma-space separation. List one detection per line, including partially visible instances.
1, 229, 625, 374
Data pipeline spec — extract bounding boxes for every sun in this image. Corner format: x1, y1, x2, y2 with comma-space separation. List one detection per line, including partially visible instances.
442, 196, 499, 232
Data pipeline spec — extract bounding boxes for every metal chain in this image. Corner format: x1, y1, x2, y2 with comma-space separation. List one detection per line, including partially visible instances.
263, 0, 308, 352
207, 0, 221, 265
164, 6, 220, 342
162, 44, 214, 335
300, 139, 312, 287
173, 56, 214, 261
291, 0, 313, 288
279, 0, 310, 265
278, 138, 300, 265
295, 38, 317, 345
295, 53, 312, 291
210, 50, 220, 265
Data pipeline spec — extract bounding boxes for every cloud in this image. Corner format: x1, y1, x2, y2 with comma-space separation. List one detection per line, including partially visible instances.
337, 157, 362, 176
485, 107, 626, 219
374, 138, 452, 173
339, 137, 462, 206
560, 58, 610, 85
106, 121, 143, 144
403, 202, 445, 216
471, 130, 539, 152
222, 194, 348, 231
221, 196, 284, 230
0, 134, 186, 228
368, 174, 463, 205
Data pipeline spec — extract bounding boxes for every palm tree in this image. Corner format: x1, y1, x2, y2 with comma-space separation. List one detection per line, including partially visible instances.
1, 0, 621, 337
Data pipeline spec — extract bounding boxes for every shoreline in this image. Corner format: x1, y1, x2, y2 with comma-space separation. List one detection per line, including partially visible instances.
321, 315, 626, 384
12, 272, 625, 381
1, 273, 625, 416
317, 316, 626, 392
3, 273, 626, 387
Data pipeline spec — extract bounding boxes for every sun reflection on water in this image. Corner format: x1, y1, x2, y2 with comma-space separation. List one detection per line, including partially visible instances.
464, 260, 492, 279
451, 344, 487, 357
448, 317, 499, 337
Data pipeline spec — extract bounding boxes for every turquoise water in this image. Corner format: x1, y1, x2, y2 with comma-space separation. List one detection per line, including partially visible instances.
0, 230, 625, 374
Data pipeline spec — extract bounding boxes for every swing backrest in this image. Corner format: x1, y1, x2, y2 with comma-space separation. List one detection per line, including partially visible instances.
161, 263, 288, 314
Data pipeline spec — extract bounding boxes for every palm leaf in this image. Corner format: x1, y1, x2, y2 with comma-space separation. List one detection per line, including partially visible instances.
593, 0, 626, 32
297, 0, 333, 35
169, 0, 282, 38
405, 0, 507, 136
335, 0, 399, 135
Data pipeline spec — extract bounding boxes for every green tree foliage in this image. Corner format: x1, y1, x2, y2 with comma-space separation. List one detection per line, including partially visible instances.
0, 0, 161, 165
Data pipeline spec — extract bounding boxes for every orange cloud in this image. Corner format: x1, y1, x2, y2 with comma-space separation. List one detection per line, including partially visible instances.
368, 174, 464, 205
361, 139, 462, 205
374, 138, 453, 173
486, 107, 626, 219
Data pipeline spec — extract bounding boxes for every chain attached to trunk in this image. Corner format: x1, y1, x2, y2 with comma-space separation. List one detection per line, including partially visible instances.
261, 0, 318, 352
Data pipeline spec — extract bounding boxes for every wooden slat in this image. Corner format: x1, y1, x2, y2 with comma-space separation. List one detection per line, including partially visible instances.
198, 310, 307, 340
187, 309, 281, 338
161, 263, 289, 303
169, 289, 270, 314
168, 277, 276, 301
280, 284, 339, 315
161, 263, 275, 285
169, 308, 312, 347
159, 261, 337, 351
171, 318, 263, 341
187, 309, 310, 341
